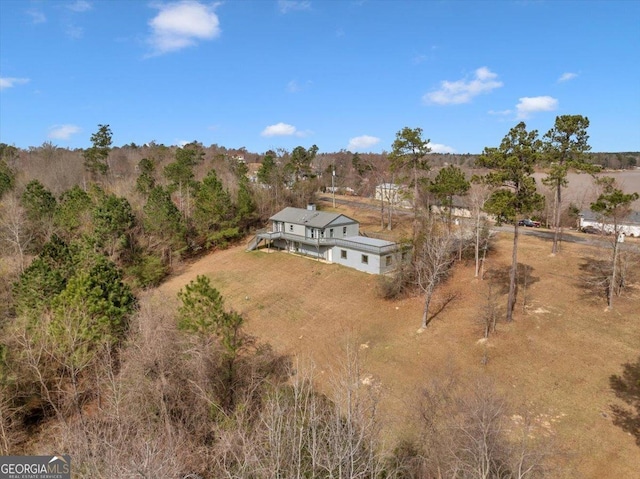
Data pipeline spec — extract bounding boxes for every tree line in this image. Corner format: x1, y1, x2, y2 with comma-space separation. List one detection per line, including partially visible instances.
2, 117, 637, 322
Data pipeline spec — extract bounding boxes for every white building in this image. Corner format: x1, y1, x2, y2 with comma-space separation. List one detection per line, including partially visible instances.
579, 210, 640, 237
374, 183, 412, 208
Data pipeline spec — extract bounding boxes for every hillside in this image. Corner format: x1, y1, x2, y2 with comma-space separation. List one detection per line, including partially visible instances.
2, 140, 639, 476
158, 200, 640, 478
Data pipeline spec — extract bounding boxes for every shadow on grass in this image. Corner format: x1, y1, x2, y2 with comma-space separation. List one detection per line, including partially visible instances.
427, 291, 459, 324
610, 355, 640, 447
577, 257, 610, 302
578, 250, 640, 305
484, 263, 540, 296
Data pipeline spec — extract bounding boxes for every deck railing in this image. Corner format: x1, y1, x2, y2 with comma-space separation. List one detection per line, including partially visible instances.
254, 228, 401, 255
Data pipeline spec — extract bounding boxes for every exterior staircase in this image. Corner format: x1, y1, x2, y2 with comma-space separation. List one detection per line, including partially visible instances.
246, 235, 263, 251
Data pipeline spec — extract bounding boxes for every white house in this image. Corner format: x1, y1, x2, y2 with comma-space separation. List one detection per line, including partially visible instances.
374, 183, 412, 208
247, 205, 406, 274
579, 210, 640, 237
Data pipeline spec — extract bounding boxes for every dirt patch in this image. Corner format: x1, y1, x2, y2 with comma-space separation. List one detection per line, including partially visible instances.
159, 201, 640, 478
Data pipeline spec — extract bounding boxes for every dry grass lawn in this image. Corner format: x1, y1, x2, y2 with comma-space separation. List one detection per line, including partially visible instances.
159, 199, 640, 478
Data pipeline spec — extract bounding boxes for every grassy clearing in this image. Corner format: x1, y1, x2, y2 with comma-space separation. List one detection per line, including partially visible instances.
159, 198, 640, 478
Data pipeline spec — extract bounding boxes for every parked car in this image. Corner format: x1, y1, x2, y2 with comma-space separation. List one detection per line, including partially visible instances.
518, 219, 541, 228
581, 225, 601, 235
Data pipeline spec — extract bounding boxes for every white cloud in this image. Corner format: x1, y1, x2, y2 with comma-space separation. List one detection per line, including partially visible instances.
347, 135, 380, 151
287, 80, 301, 93
429, 143, 456, 154
26, 8, 46, 24
516, 96, 558, 119
424, 66, 503, 105
278, 1, 311, 14
48, 124, 81, 140
65, 23, 84, 39
261, 122, 298, 137
67, 1, 92, 12
474, 66, 495, 81
286, 79, 312, 93
558, 72, 578, 83
0, 77, 30, 90
61, 1, 91, 38
148, 1, 221, 55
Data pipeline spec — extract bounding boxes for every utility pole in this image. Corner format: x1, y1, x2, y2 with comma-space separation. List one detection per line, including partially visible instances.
332, 166, 336, 208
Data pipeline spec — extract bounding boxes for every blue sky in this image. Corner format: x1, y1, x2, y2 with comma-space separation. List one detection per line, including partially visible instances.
1, 0, 639, 154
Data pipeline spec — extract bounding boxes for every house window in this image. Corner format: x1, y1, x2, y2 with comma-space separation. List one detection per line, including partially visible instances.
361, 254, 369, 264
385, 255, 392, 266
341, 250, 347, 259
289, 224, 294, 232
343, 226, 347, 236
310, 229, 315, 239
330, 228, 334, 238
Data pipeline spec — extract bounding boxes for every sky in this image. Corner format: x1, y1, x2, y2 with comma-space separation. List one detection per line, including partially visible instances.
1, 0, 639, 155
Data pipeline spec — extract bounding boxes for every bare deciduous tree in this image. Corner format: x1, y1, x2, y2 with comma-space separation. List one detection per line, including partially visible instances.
589, 178, 639, 309
479, 270, 500, 340
0, 383, 22, 455
414, 222, 456, 329
409, 374, 553, 479
213, 347, 393, 479
469, 183, 493, 278
0, 195, 33, 272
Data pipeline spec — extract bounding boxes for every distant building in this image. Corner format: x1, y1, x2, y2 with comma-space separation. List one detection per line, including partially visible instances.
374, 183, 412, 208
325, 186, 356, 195
579, 210, 640, 237
247, 205, 407, 274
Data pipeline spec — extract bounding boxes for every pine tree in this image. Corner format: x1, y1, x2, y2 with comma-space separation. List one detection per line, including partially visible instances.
542, 115, 595, 254
476, 122, 545, 322
389, 127, 431, 239
135, 158, 156, 196
235, 176, 257, 230
177, 275, 246, 410
143, 186, 187, 252
193, 168, 235, 245
429, 165, 470, 228
83, 124, 112, 177
91, 192, 135, 259
590, 180, 639, 310
54, 185, 93, 239
0, 159, 15, 199
163, 143, 204, 217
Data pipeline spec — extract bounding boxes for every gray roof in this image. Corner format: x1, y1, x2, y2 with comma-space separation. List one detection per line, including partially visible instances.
580, 209, 640, 225
344, 235, 395, 247
270, 207, 357, 228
